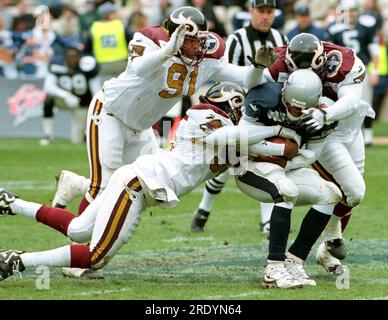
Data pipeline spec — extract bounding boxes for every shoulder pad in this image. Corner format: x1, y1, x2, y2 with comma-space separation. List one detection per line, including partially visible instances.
328, 23, 346, 35
190, 103, 229, 119
358, 14, 377, 28
245, 83, 282, 111
204, 32, 225, 59
79, 56, 97, 72
49, 64, 68, 74
138, 26, 170, 47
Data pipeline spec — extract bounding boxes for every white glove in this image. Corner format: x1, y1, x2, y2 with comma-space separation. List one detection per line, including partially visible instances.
64, 93, 80, 108
276, 126, 302, 147
301, 108, 327, 133
164, 24, 186, 58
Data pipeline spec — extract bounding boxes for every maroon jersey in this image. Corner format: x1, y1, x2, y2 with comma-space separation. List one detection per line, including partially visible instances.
265, 42, 366, 101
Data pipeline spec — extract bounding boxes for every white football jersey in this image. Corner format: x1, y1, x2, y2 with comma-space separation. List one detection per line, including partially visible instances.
131, 104, 234, 208
100, 27, 229, 131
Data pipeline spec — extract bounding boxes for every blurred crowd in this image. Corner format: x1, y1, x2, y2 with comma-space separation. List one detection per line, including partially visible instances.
0, 0, 387, 79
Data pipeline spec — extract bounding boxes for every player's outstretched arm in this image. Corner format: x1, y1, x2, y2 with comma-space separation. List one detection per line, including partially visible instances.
130, 25, 186, 78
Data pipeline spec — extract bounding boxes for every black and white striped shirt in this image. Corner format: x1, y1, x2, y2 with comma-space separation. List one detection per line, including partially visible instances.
226, 24, 288, 66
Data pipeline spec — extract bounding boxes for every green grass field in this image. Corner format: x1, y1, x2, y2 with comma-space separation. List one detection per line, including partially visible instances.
0, 124, 388, 300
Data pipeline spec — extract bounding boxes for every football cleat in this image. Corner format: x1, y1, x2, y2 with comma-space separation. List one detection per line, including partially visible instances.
61, 267, 104, 279
262, 263, 303, 289
0, 188, 18, 216
191, 208, 210, 232
285, 254, 316, 286
325, 238, 347, 260
52, 170, 87, 208
0, 249, 25, 281
316, 242, 346, 275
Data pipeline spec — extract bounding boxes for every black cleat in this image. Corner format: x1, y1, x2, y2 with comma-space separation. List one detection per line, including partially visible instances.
325, 238, 347, 260
0, 188, 18, 216
191, 209, 210, 232
0, 249, 25, 281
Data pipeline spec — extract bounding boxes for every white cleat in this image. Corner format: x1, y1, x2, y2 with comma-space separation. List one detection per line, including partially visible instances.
262, 263, 303, 289
285, 255, 316, 286
61, 267, 104, 279
316, 242, 346, 275
52, 170, 87, 208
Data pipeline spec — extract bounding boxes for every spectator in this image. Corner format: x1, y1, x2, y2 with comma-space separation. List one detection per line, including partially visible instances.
188, 0, 227, 37
52, 4, 81, 42
11, 0, 35, 33
41, 47, 98, 145
85, 2, 131, 92
287, 6, 329, 41
127, 11, 149, 34
0, 14, 17, 78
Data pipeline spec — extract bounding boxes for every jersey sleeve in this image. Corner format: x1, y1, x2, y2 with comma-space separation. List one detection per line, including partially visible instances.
243, 83, 283, 122
267, 46, 289, 82
128, 31, 160, 59
339, 54, 366, 87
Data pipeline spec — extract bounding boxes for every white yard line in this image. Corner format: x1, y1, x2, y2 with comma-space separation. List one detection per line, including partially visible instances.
69, 287, 133, 297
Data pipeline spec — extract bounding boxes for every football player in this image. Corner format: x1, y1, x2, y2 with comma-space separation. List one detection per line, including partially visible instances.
248, 33, 375, 273
0, 80, 341, 288
49, 6, 277, 278
51, 5, 276, 212
41, 47, 98, 145
234, 69, 345, 288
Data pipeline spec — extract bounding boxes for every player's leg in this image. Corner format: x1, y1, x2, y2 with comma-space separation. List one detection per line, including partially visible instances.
51, 96, 100, 209
40, 96, 55, 146
0, 187, 98, 243
259, 202, 273, 234
236, 165, 303, 288
285, 168, 344, 279
191, 170, 230, 232
0, 166, 146, 281
86, 166, 147, 270
313, 134, 365, 265
70, 107, 88, 144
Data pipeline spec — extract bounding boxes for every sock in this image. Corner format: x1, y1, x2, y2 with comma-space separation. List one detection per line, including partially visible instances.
78, 196, 91, 215
10, 199, 42, 219
260, 202, 273, 224
323, 214, 342, 241
333, 202, 351, 218
70, 244, 92, 268
199, 176, 228, 212
21, 245, 71, 267
36, 205, 76, 236
268, 204, 292, 261
288, 208, 331, 261
42, 118, 53, 140
341, 212, 352, 232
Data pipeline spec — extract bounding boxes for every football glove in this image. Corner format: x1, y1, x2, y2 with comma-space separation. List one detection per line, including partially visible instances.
164, 24, 186, 58
64, 93, 80, 109
248, 46, 278, 69
301, 108, 327, 133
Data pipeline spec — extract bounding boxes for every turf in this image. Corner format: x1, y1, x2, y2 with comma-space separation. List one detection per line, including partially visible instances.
0, 129, 388, 300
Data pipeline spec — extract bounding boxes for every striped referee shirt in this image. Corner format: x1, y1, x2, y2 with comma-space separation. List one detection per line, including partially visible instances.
226, 24, 288, 66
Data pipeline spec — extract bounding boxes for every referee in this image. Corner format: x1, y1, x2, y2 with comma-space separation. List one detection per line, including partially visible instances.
227, 0, 288, 66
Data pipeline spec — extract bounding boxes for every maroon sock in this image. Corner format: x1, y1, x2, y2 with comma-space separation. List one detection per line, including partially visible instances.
341, 213, 352, 232
70, 244, 92, 268
333, 202, 351, 218
78, 196, 90, 215
36, 205, 76, 235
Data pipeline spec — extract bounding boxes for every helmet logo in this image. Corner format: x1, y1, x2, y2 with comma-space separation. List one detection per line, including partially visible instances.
326, 50, 343, 78
171, 12, 198, 36
310, 40, 325, 70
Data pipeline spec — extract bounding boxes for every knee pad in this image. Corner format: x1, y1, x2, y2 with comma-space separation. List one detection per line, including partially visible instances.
272, 176, 299, 204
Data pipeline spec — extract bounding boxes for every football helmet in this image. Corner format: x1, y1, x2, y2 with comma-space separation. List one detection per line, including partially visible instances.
199, 82, 246, 124
163, 6, 209, 66
285, 33, 327, 79
282, 69, 322, 121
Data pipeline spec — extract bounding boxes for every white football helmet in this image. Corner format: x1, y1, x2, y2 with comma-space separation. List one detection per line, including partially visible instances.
282, 69, 323, 121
